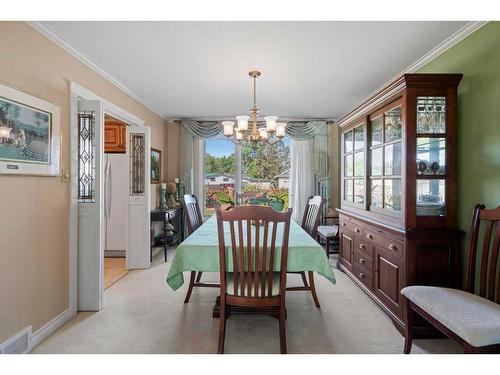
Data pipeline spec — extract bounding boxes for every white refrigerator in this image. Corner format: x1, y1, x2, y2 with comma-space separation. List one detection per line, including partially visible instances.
104, 153, 128, 257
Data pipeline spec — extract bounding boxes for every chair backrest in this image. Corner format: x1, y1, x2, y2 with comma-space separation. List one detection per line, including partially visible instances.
216, 205, 292, 298
236, 191, 258, 206
301, 196, 327, 238
183, 194, 203, 235
465, 204, 500, 303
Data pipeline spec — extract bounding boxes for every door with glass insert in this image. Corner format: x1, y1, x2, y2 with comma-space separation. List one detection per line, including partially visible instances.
342, 123, 365, 206
369, 103, 402, 216
415, 96, 446, 216
126, 125, 151, 269
77, 99, 104, 311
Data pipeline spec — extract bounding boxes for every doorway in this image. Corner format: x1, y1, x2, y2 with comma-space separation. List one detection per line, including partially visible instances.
103, 115, 129, 289
70, 82, 151, 312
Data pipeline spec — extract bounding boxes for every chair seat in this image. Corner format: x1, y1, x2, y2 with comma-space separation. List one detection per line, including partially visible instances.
226, 272, 281, 296
317, 225, 338, 238
401, 286, 500, 347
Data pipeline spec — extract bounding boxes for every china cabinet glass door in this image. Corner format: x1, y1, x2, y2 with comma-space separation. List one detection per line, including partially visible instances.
416, 96, 446, 216
369, 104, 402, 214
343, 123, 365, 205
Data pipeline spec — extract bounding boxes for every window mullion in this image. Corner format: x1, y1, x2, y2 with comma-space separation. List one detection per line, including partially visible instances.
235, 143, 242, 194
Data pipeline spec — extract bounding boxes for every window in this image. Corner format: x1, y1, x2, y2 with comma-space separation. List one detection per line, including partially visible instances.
203, 137, 291, 215
204, 138, 235, 215
241, 139, 291, 211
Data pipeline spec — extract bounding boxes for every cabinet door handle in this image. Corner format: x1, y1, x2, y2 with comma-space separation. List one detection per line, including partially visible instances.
359, 244, 366, 250
359, 258, 365, 264
358, 273, 365, 279
355, 228, 361, 233
366, 234, 374, 240
342, 222, 346, 226
388, 244, 397, 251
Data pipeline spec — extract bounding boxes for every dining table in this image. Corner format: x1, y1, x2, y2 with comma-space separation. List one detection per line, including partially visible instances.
166, 214, 336, 317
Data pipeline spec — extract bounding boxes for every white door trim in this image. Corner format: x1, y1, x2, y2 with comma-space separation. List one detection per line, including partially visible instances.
69, 81, 147, 315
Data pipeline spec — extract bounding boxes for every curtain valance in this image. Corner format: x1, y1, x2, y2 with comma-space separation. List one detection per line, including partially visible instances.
178, 120, 330, 140
179, 120, 222, 139
285, 121, 328, 140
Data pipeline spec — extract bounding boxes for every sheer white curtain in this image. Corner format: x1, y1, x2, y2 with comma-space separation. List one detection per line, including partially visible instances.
289, 138, 315, 223
180, 124, 205, 208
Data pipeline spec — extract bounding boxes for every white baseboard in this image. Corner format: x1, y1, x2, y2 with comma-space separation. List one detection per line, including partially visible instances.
29, 308, 76, 352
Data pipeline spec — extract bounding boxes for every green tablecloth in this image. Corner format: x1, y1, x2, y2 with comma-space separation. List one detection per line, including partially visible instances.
166, 215, 336, 290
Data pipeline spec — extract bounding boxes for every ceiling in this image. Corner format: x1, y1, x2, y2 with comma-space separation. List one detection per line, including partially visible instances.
39, 21, 467, 121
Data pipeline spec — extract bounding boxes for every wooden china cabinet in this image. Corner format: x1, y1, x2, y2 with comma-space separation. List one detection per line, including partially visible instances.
337, 74, 463, 334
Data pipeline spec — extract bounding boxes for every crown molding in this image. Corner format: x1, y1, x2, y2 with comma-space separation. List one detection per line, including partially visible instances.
337, 21, 488, 124
402, 21, 488, 73
27, 21, 166, 120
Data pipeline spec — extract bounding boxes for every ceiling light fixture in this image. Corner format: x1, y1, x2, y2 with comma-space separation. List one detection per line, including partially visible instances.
223, 71, 286, 145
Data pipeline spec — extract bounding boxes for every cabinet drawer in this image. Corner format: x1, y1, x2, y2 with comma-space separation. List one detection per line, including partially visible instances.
354, 262, 373, 290
353, 249, 372, 270
353, 236, 372, 258
364, 228, 403, 257
339, 216, 364, 237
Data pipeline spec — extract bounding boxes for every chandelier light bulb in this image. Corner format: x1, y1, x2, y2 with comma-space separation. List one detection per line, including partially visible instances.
222, 121, 235, 137
265, 116, 278, 132
236, 115, 249, 131
258, 127, 268, 140
276, 122, 287, 138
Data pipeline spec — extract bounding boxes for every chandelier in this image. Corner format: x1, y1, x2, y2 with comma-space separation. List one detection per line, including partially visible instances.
222, 70, 286, 145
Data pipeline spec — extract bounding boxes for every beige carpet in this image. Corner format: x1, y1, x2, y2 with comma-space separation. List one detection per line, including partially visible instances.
33, 249, 461, 354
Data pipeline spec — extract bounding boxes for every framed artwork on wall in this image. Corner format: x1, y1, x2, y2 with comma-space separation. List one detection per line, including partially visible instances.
0, 82, 61, 176
151, 148, 162, 184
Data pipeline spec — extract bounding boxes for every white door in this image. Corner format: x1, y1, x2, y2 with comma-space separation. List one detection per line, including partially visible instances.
126, 125, 151, 269
77, 99, 104, 311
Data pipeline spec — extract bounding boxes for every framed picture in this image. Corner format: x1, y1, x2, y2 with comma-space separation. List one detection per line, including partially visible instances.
0, 83, 61, 176
150, 148, 162, 184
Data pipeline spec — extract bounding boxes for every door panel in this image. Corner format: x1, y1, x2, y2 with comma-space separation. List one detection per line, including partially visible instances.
126, 125, 151, 269
374, 247, 403, 316
77, 99, 104, 311
340, 231, 354, 271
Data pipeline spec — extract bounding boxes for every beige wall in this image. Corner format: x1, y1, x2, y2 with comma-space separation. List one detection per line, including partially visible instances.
166, 122, 181, 180
0, 22, 169, 342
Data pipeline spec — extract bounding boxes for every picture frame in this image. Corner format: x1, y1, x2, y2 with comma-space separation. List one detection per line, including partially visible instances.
0, 82, 61, 176
150, 148, 162, 184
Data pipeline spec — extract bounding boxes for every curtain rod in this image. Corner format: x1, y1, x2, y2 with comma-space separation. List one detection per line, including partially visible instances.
172, 119, 336, 124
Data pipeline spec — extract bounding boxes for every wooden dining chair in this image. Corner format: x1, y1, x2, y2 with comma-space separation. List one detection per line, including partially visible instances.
286, 195, 326, 308
216, 205, 292, 354
402, 204, 500, 354
182, 194, 219, 303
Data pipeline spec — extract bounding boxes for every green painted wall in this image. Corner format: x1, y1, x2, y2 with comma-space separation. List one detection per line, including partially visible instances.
418, 22, 500, 276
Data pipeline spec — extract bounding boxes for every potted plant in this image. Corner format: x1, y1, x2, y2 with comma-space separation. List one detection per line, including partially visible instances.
268, 180, 287, 212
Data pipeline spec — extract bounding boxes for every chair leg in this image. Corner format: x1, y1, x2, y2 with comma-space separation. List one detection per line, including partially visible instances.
326, 237, 332, 257
279, 306, 287, 354
195, 271, 203, 283
308, 271, 320, 308
184, 271, 196, 303
300, 271, 309, 287
403, 299, 413, 354
217, 300, 227, 354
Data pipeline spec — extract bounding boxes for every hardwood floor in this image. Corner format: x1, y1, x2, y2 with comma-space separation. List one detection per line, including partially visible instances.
104, 257, 128, 289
